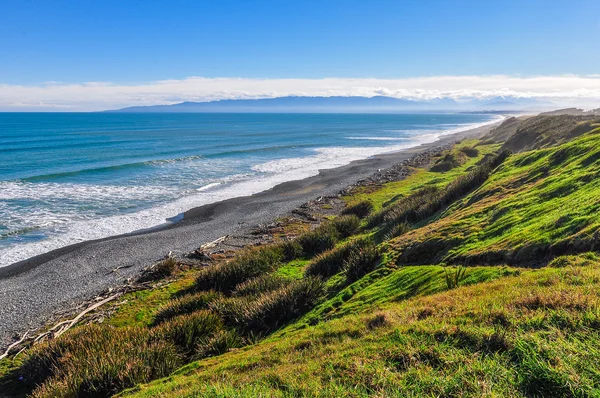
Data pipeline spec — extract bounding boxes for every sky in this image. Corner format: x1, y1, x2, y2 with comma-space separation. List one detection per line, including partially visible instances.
1, 0, 599, 111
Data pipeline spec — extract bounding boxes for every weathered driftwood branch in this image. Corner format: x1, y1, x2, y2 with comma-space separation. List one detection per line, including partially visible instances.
0, 330, 29, 360
189, 235, 229, 260
1, 291, 124, 359
106, 263, 135, 275
53, 293, 121, 339
200, 235, 228, 250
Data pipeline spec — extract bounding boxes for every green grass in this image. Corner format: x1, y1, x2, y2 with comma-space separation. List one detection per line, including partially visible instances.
119, 254, 600, 397
275, 259, 310, 279
109, 273, 197, 327
301, 265, 521, 326
344, 141, 500, 212
391, 128, 600, 265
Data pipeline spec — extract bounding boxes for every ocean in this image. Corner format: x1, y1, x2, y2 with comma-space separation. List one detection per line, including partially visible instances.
0, 112, 500, 267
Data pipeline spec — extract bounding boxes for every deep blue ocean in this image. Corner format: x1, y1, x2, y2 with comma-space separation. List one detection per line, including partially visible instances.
0, 112, 500, 266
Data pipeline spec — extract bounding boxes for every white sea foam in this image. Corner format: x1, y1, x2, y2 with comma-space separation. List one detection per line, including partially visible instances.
346, 136, 410, 141
0, 115, 504, 267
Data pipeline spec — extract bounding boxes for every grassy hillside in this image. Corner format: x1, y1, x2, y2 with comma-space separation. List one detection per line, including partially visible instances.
2, 117, 600, 397
500, 115, 600, 152
391, 126, 600, 266
119, 253, 600, 397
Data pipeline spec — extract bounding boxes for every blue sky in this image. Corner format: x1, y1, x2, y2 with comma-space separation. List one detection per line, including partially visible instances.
1, 0, 600, 111
1, 0, 599, 84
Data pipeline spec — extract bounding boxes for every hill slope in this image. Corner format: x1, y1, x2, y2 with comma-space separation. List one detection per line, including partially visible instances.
393, 125, 600, 266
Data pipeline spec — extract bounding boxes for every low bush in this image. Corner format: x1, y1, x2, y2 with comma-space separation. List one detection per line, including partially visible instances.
342, 200, 374, 219
195, 246, 284, 293
210, 277, 325, 335
138, 257, 178, 282
153, 291, 221, 325
344, 241, 381, 283
233, 274, 290, 297
22, 325, 181, 398
332, 214, 361, 238
297, 224, 339, 257
154, 310, 223, 357
305, 238, 375, 279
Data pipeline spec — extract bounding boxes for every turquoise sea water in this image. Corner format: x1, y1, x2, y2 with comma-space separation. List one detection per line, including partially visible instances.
0, 112, 499, 266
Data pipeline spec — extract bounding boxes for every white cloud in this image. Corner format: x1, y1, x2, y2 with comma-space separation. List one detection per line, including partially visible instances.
1, 75, 600, 111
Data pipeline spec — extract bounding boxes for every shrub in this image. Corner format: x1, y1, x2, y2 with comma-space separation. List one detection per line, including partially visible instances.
233, 274, 290, 297
195, 246, 284, 293
305, 238, 373, 278
138, 257, 177, 282
22, 325, 181, 398
153, 291, 221, 325
342, 200, 374, 219
332, 214, 361, 238
297, 224, 339, 257
210, 277, 325, 335
196, 329, 243, 358
344, 241, 381, 283
154, 310, 223, 357
280, 240, 303, 261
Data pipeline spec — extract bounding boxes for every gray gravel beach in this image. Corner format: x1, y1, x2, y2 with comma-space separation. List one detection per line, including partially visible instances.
0, 122, 499, 350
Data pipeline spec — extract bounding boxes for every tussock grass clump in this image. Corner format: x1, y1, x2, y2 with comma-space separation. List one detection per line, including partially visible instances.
195, 329, 243, 358
210, 277, 325, 335
138, 257, 178, 282
460, 146, 480, 157
344, 241, 381, 283
297, 224, 340, 257
153, 291, 221, 325
444, 266, 467, 289
367, 185, 441, 228
548, 252, 600, 268
279, 240, 303, 261
331, 214, 361, 238
305, 238, 373, 278
342, 200, 374, 219
430, 152, 466, 172
154, 310, 223, 357
383, 222, 410, 241
233, 274, 290, 297
195, 246, 284, 293
366, 313, 389, 329
22, 325, 181, 398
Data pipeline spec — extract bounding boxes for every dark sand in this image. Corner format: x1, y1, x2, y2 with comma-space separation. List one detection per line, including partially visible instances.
0, 121, 500, 349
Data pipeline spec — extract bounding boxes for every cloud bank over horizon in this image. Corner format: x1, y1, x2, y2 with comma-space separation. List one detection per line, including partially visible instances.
2, 75, 600, 111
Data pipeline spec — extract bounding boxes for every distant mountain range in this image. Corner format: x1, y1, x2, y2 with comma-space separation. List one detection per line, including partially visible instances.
108, 95, 556, 113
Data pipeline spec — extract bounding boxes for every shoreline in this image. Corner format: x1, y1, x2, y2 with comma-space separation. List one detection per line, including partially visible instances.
0, 120, 501, 349
0, 115, 503, 269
